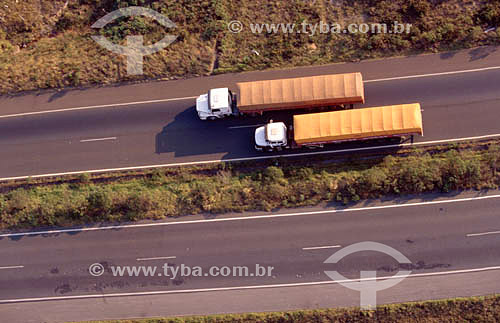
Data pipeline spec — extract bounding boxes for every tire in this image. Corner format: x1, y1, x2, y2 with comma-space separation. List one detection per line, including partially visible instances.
208, 116, 217, 121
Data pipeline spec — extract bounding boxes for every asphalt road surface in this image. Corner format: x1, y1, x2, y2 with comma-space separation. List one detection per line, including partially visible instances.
0, 46, 500, 179
0, 191, 499, 322
1, 46, 500, 322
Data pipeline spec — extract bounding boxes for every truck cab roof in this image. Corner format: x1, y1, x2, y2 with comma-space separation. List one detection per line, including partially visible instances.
255, 122, 288, 149
209, 88, 230, 111
265, 122, 286, 142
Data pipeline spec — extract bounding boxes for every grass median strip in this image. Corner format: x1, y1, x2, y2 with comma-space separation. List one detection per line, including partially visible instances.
0, 140, 499, 231
77, 294, 500, 322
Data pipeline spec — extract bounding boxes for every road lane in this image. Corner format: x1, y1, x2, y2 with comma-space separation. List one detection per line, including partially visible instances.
1, 68, 500, 178
1, 269, 498, 323
0, 192, 499, 301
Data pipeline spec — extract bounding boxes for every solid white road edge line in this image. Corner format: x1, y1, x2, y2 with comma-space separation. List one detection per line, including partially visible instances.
1, 194, 500, 238
363, 66, 500, 83
79, 137, 117, 143
1, 65, 499, 120
136, 256, 177, 261
0, 96, 198, 119
467, 230, 500, 237
0, 266, 499, 304
302, 245, 342, 251
0, 266, 24, 270
2, 132, 500, 183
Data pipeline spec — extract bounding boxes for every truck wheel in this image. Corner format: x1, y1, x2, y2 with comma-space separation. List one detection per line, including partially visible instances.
208, 116, 217, 121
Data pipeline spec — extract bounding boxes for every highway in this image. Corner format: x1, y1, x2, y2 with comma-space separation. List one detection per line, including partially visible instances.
0, 46, 500, 179
0, 46, 500, 322
0, 191, 499, 322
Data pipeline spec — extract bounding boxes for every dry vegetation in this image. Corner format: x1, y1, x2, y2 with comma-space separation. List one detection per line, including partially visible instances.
0, 0, 499, 94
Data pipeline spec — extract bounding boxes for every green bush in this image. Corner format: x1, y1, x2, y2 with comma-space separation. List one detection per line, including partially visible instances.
5, 189, 33, 213
440, 150, 482, 192
477, 1, 500, 26
265, 183, 288, 204
86, 188, 113, 218
263, 166, 285, 182
358, 168, 390, 197
296, 167, 314, 180
396, 155, 439, 193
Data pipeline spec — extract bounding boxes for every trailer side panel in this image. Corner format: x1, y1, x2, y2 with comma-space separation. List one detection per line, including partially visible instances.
293, 103, 423, 145
237, 73, 364, 113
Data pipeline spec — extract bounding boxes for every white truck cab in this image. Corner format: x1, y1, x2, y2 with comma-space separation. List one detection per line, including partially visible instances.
196, 88, 233, 120
255, 121, 288, 151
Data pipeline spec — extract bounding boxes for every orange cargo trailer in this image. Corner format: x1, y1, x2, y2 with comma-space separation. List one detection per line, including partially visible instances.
236, 73, 365, 114
293, 103, 423, 146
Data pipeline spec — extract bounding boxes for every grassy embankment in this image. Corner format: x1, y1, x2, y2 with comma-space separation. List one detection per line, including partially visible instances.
78, 294, 500, 322
0, 0, 499, 94
0, 140, 499, 231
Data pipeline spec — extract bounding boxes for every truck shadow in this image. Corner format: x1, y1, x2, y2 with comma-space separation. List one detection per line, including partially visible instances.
155, 106, 257, 158
154, 106, 328, 158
